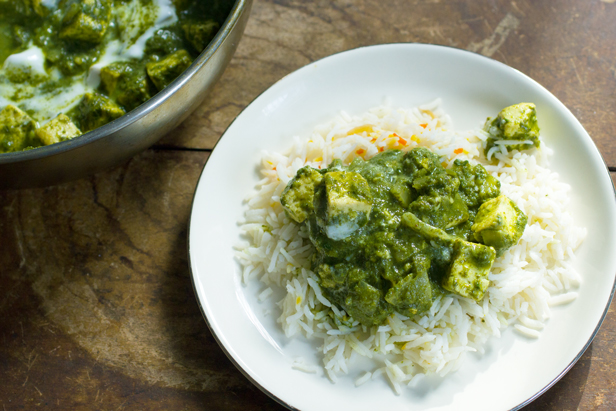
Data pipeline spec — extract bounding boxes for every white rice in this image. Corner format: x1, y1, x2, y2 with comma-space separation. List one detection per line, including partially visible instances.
234, 99, 587, 392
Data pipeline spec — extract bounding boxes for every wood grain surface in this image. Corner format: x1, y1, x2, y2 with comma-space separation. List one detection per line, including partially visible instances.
2, 0, 616, 410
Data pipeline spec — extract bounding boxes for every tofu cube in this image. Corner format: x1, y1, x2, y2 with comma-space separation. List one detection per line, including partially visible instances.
35, 114, 81, 146
442, 240, 495, 301
146, 50, 193, 91
280, 166, 323, 223
0, 105, 36, 153
472, 195, 527, 254
74, 93, 125, 132
319, 171, 372, 240
59, 0, 111, 43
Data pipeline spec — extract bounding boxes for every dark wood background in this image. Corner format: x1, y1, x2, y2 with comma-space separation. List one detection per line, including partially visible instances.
1, 0, 615, 409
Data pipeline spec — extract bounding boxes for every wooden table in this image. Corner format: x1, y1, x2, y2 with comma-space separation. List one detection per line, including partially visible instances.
2, 0, 615, 409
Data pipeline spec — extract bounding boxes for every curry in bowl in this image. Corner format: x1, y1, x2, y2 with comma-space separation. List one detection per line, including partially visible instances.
0, 0, 234, 153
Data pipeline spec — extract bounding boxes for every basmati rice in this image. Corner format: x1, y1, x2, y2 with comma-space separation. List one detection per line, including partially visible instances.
235, 99, 586, 393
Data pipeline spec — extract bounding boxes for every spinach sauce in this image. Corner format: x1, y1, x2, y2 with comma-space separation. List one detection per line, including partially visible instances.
281, 147, 528, 326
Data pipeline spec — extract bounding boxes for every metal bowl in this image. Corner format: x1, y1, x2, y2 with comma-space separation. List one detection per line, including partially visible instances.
0, 0, 252, 189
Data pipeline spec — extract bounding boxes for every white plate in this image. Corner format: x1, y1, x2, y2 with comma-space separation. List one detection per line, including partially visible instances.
188, 44, 616, 411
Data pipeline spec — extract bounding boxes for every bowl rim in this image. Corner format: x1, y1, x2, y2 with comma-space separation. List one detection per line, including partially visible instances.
0, 0, 248, 165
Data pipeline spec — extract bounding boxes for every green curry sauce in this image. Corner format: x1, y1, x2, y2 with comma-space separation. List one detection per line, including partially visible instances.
0, 0, 234, 153
281, 147, 528, 327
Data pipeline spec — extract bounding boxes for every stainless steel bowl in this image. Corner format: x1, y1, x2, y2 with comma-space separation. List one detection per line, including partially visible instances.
0, 0, 252, 189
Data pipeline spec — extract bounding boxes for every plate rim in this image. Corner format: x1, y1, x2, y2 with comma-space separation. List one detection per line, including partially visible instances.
187, 42, 616, 411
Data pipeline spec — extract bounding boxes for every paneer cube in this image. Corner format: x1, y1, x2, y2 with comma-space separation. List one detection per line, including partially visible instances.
319, 171, 372, 240
146, 50, 193, 91
280, 166, 323, 223
484, 103, 540, 154
73, 93, 125, 132
100, 62, 153, 111
59, 0, 112, 43
99, 64, 124, 95
113, 0, 157, 46
0, 105, 36, 153
182, 19, 220, 52
472, 194, 527, 254
35, 114, 81, 146
442, 240, 496, 301
494, 103, 540, 141
145, 29, 184, 56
